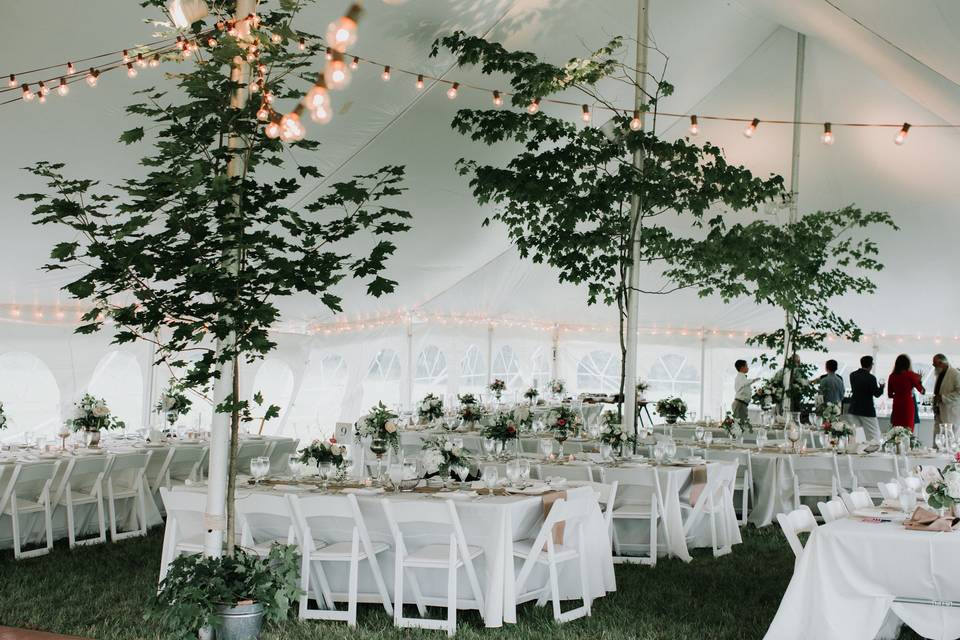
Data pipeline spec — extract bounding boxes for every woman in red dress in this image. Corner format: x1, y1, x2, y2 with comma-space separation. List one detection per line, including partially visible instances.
888, 354, 925, 431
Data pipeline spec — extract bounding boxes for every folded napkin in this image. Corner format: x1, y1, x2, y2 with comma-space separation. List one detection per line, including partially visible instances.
904, 506, 959, 531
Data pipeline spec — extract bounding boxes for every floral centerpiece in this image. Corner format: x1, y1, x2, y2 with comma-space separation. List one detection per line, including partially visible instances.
417, 393, 443, 424
818, 401, 841, 425
420, 435, 473, 478
751, 383, 781, 409
925, 456, 960, 512
0, 401, 7, 431
600, 415, 633, 454
636, 380, 649, 401
298, 439, 345, 467
155, 384, 192, 426
483, 412, 519, 443
458, 393, 478, 405
459, 402, 485, 427
69, 393, 124, 433
523, 387, 539, 403
354, 402, 400, 453
544, 405, 578, 439
884, 426, 920, 452
513, 404, 533, 429
488, 378, 507, 400
721, 413, 752, 439
656, 396, 688, 424
822, 419, 854, 443
548, 378, 565, 396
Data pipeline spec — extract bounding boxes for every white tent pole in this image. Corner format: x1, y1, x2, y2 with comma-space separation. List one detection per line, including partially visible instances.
781, 32, 805, 415
405, 314, 413, 410
485, 323, 494, 387
623, 0, 649, 436
141, 341, 157, 429
204, 0, 257, 558
699, 331, 707, 419
550, 323, 560, 384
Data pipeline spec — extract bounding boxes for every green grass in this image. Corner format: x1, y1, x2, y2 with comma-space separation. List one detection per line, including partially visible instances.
0, 527, 920, 639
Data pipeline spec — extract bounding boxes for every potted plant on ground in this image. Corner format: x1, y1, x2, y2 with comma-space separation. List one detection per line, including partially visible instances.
68, 393, 125, 447
656, 397, 687, 425
147, 544, 301, 640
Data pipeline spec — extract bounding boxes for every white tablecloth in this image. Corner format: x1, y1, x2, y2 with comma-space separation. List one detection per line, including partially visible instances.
177, 483, 615, 627
765, 518, 960, 640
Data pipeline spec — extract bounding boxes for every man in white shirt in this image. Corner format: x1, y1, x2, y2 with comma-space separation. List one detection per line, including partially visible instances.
933, 353, 960, 431
732, 359, 757, 421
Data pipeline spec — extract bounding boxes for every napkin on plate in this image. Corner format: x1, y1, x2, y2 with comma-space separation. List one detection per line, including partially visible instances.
903, 506, 959, 531
341, 487, 385, 496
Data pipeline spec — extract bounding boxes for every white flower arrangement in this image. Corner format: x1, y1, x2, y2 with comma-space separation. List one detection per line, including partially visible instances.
420, 435, 472, 476
69, 393, 124, 432
0, 401, 7, 430
884, 426, 920, 449
819, 401, 842, 424
417, 393, 444, 423
548, 378, 565, 395
599, 417, 632, 451
354, 402, 400, 451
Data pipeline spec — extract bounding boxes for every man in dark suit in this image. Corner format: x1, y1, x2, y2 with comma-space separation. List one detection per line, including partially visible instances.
848, 355, 885, 442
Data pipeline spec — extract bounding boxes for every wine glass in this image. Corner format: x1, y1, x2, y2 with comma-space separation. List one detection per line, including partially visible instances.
318, 462, 333, 492
58, 424, 71, 451
664, 439, 677, 462
250, 456, 270, 485
452, 463, 470, 487
482, 438, 497, 461
287, 453, 301, 480
694, 425, 705, 443
935, 432, 947, 452
539, 438, 553, 460
818, 432, 829, 449
755, 428, 768, 450
506, 460, 521, 487
599, 442, 613, 461
653, 442, 666, 465
703, 431, 713, 447
482, 465, 499, 496
518, 459, 531, 485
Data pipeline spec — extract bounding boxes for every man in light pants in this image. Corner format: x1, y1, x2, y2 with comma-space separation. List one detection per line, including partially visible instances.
732, 359, 757, 421
847, 355, 884, 442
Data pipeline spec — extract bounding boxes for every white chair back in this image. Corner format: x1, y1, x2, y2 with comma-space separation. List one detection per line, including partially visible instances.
55, 456, 108, 505
848, 455, 899, 493
236, 492, 297, 551
538, 464, 593, 483
840, 487, 874, 512
878, 481, 901, 501
236, 440, 272, 474
0, 461, 60, 512
159, 488, 207, 542
817, 497, 848, 523
165, 445, 208, 487
287, 493, 367, 552
777, 505, 818, 560
601, 466, 663, 513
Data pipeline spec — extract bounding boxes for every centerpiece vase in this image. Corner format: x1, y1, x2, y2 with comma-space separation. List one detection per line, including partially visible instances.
85, 428, 101, 448
369, 438, 388, 484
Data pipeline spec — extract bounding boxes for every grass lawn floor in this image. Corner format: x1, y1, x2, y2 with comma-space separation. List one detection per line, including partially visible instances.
0, 526, 923, 639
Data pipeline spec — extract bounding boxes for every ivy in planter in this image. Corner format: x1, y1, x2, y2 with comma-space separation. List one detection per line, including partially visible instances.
146, 544, 301, 640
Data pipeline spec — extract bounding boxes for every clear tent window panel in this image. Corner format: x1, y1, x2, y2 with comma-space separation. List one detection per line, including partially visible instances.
530, 346, 552, 389
367, 349, 402, 382
647, 352, 702, 413
0, 351, 61, 439
460, 344, 486, 387
415, 345, 448, 385
87, 351, 143, 432
492, 345, 523, 390
576, 349, 619, 393
250, 359, 295, 435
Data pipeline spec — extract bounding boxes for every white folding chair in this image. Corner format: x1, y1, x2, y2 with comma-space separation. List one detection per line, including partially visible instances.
267, 438, 300, 469
600, 467, 661, 566
848, 455, 899, 499
381, 498, 484, 636
0, 461, 60, 559
681, 463, 737, 558
288, 493, 392, 625
787, 454, 840, 511
54, 456, 109, 548
777, 505, 818, 564
155, 445, 208, 492
589, 480, 618, 546
816, 497, 848, 524
158, 488, 207, 583
705, 449, 753, 526
878, 481, 901, 501
235, 492, 297, 556
537, 464, 594, 483
840, 487, 874, 512
513, 494, 594, 623
105, 451, 153, 541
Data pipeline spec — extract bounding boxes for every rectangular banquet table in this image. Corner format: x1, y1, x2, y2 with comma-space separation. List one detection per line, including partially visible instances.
765, 517, 960, 640
175, 481, 616, 627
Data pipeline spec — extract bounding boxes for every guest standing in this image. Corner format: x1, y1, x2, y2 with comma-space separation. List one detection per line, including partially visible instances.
932, 354, 960, 429
818, 359, 845, 406
732, 359, 757, 421
888, 354, 925, 431
848, 356, 884, 442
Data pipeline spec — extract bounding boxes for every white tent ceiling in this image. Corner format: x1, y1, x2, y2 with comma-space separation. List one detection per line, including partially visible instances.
2, 0, 959, 341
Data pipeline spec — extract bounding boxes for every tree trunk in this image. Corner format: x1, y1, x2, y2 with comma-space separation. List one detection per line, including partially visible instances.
225, 356, 240, 557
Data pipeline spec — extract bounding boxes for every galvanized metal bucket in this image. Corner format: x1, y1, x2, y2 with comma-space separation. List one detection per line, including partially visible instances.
213, 602, 265, 640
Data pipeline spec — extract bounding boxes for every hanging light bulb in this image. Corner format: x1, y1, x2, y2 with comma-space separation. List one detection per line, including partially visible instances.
57, 77, 69, 96
326, 3, 362, 52
298, 37, 306, 51
629, 110, 642, 131
86, 68, 100, 87
207, 36, 218, 47
821, 122, 834, 145
66, 62, 75, 75
263, 90, 275, 104
256, 104, 270, 121
227, 21, 239, 37
415, 74, 424, 90
122, 49, 130, 64
446, 82, 459, 99
309, 102, 332, 124
7, 74, 15, 88
581, 104, 591, 123
38, 81, 48, 98
150, 54, 161, 67
136, 52, 146, 68
894, 122, 911, 145
688, 114, 699, 136
21, 84, 34, 101
167, 0, 210, 28
265, 115, 282, 139
324, 53, 351, 89
325, 47, 334, 61
526, 98, 540, 114
303, 77, 330, 112
350, 56, 360, 70
279, 106, 306, 141
492, 90, 502, 107
381, 65, 391, 81
126, 62, 138, 78
270, 32, 282, 44
743, 117, 760, 138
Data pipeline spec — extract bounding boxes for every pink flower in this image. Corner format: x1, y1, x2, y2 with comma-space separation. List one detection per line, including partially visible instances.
954, 452, 960, 463
557, 418, 566, 427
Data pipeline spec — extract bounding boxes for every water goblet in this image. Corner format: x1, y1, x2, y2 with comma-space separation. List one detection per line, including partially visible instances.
318, 462, 333, 492
694, 426, 705, 443
506, 459, 521, 487
600, 442, 613, 461
250, 456, 270, 485
539, 438, 553, 460
664, 439, 677, 462
703, 431, 713, 447
482, 465, 499, 496
287, 453, 301, 480
452, 463, 470, 487
518, 459, 531, 485
935, 432, 947, 452
482, 437, 497, 461
653, 442, 666, 465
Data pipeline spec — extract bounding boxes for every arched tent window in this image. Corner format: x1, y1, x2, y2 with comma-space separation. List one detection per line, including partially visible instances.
0, 351, 60, 438
648, 353, 701, 398
460, 345, 485, 387
318, 354, 348, 387
250, 359, 295, 434
286, 353, 348, 439
415, 346, 448, 386
88, 351, 142, 430
492, 345, 523, 388
367, 349, 401, 381
530, 347, 552, 388
577, 350, 618, 393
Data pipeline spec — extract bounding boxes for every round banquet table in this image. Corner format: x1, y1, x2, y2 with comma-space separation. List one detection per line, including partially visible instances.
765, 516, 960, 640
174, 480, 616, 628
